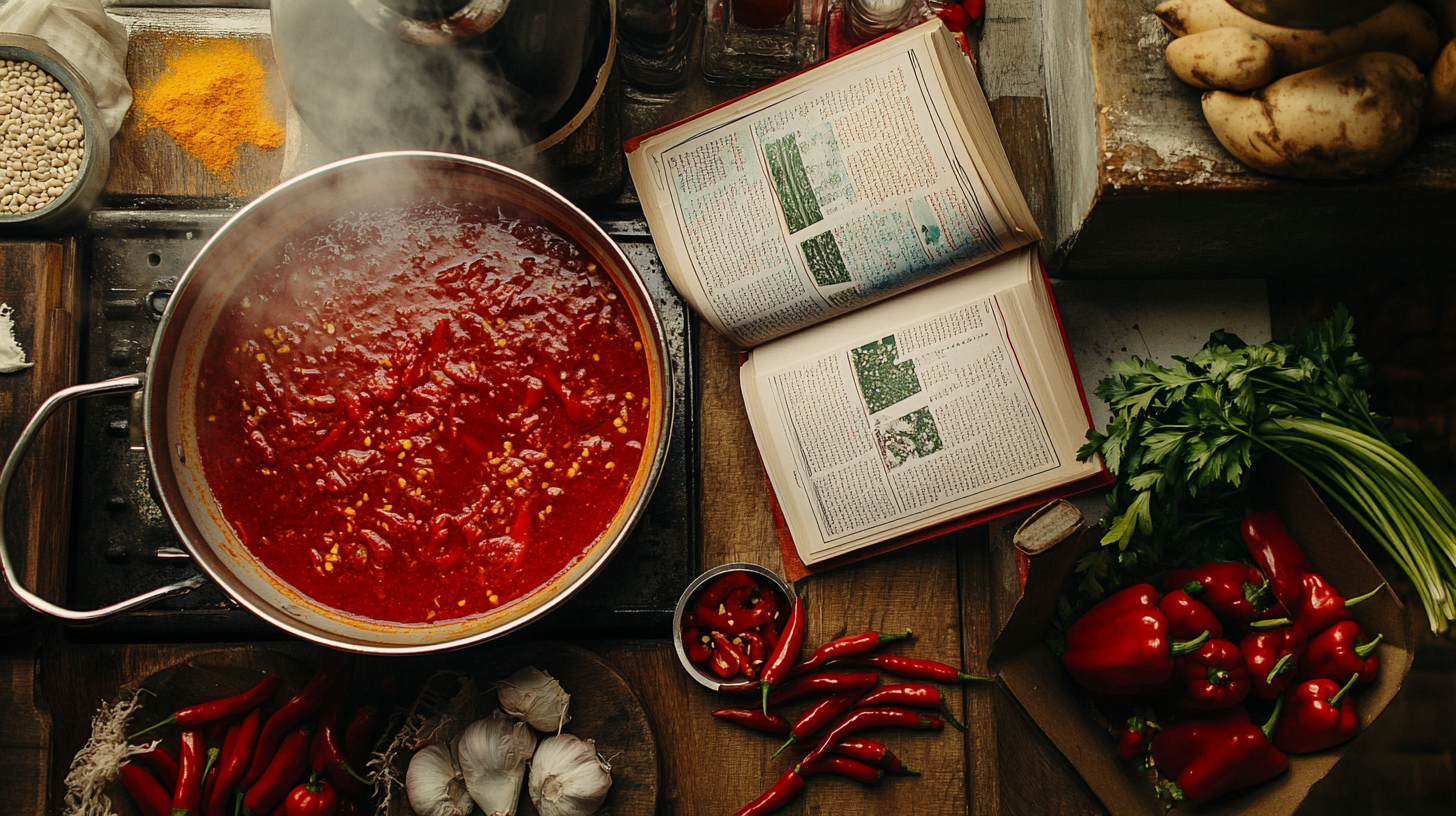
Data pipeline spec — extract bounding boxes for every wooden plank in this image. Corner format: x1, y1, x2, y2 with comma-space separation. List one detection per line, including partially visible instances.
0, 633, 49, 816
0, 238, 79, 618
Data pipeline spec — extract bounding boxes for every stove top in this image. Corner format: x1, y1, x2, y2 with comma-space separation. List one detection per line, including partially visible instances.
69, 208, 697, 641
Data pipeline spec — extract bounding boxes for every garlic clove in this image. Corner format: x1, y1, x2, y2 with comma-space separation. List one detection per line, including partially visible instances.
406, 743, 475, 816
498, 665, 572, 732
528, 733, 613, 816
457, 710, 538, 816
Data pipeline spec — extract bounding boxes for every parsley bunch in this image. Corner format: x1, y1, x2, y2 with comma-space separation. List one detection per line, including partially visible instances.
1078, 306, 1456, 634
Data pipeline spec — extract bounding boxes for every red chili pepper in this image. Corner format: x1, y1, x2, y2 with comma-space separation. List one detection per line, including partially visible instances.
771, 690, 863, 758
198, 747, 221, 816
1163, 563, 1277, 624
132, 744, 180, 790
1149, 701, 1288, 802
711, 707, 790, 736
708, 631, 745, 679
741, 631, 767, 679
173, 730, 206, 816
804, 706, 943, 763
1300, 620, 1382, 685
1116, 712, 1157, 761
696, 602, 773, 636
732, 767, 804, 816
1240, 623, 1308, 701
796, 755, 885, 784
242, 725, 313, 816
341, 705, 379, 771
796, 629, 913, 674
760, 595, 805, 714
829, 737, 918, 775
853, 683, 966, 731
206, 708, 262, 816
1060, 584, 1211, 697
767, 671, 879, 706
131, 675, 280, 740
1241, 511, 1314, 611
1272, 673, 1361, 754
683, 627, 711, 664
833, 653, 990, 684
285, 773, 338, 816
313, 671, 374, 797
121, 763, 173, 816
204, 721, 239, 810
699, 570, 759, 608
1158, 590, 1223, 640
1175, 639, 1250, 711
243, 654, 349, 788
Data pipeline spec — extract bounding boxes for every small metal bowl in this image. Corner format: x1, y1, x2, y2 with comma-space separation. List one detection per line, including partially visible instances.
0, 34, 110, 235
673, 562, 794, 693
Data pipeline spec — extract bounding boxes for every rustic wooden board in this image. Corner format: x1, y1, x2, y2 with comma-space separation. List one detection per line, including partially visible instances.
0, 632, 50, 816
0, 238, 79, 619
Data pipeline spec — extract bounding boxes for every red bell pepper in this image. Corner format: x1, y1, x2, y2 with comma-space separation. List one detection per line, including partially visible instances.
1240, 511, 1313, 611
1240, 622, 1308, 701
1149, 701, 1288, 802
1158, 589, 1223, 640
1061, 584, 1211, 697
1117, 711, 1157, 761
1163, 563, 1277, 625
1272, 673, 1361, 754
1175, 639, 1250, 711
1300, 620, 1382, 685
1289, 576, 1385, 637
284, 773, 338, 816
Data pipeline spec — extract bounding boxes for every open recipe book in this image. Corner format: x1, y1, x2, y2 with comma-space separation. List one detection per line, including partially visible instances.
626, 20, 1108, 571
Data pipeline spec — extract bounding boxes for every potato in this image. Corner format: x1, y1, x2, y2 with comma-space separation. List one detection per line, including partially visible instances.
1155, 0, 1440, 73
1166, 27, 1278, 89
1428, 39, 1456, 123
1202, 52, 1425, 178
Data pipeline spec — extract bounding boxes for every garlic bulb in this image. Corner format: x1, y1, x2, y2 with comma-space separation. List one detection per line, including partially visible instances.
407, 743, 475, 816
497, 665, 571, 732
528, 734, 612, 816
456, 710, 538, 816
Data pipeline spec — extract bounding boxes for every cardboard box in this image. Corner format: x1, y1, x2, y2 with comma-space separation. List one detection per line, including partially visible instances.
989, 469, 1414, 815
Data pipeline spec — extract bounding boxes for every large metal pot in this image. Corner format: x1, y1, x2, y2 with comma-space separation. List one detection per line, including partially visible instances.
0, 152, 673, 653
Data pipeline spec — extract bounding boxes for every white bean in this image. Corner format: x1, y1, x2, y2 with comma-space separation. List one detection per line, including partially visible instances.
0, 58, 85, 215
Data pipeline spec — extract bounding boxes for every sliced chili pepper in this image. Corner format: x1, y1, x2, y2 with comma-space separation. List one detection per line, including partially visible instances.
854, 683, 966, 731
1240, 511, 1314, 611
732, 767, 804, 816
120, 763, 173, 816
206, 708, 262, 816
1163, 563, 1277, 625
243, 654, 349, 788
1175, 639, 1250, 712
698, 570, 759, 608
767, 671, 879, 706
696, 603, 773, 636
1300, 620, 1382, 685
285, 772, 338, 816
804, 706, 944, 763
1272, 673, 1361, 754
684, 627, 711, 664
1060, 583, 1211, 697
132, 744, 180, 790
771, 691, 862, 758
243, 725, 313, 816
723, 584, 755, 611
1117, 712, 1157, 761
173, 730, 206, 816
708, 631, 745, 679
711, 707, 790, 736
830, 737, 917, 775
836, 652, 992, 684
741, 631, 767, 679
796, 629, 913, 674
1149, 699, 1288, 802
1158, 590, 1224, 640
341, 706, 379, 772
797, 755, 885, 784
760, 595, 805, 714
1240, 623, 1308, 701
131, 674, 280, 740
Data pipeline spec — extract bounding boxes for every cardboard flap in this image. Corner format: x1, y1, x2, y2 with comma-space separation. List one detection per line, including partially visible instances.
989, 501, 1095, 668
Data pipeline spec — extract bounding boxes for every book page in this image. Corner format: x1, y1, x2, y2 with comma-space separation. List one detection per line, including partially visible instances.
633, 23, 1028, 347
742, 250, 1099, 563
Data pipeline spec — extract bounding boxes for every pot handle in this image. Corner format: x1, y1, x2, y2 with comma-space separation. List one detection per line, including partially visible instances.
0, 375, 207, 623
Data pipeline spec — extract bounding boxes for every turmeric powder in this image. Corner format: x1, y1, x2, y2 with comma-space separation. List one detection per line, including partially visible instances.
139, 40, 284, 179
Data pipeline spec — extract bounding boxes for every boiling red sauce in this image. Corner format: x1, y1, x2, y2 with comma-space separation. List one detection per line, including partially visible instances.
194, 199, 651, 623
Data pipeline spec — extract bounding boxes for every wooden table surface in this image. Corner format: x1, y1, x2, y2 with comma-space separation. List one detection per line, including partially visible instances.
0, 6, 1101, 816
